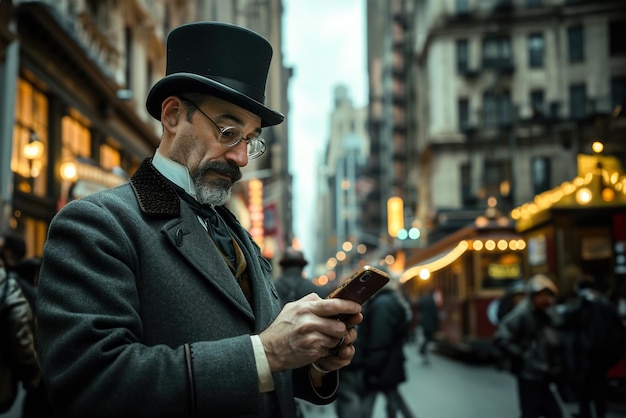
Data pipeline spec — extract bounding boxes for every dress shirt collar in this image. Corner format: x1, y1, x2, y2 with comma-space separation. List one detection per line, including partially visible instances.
152, 149, 198, 200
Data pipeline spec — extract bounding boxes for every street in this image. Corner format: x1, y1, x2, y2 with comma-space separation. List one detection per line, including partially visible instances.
2, 339, 625, 417
301, 340, 626, 418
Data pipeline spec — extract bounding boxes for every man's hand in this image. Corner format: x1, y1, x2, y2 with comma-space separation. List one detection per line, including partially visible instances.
259, 293, 362, 372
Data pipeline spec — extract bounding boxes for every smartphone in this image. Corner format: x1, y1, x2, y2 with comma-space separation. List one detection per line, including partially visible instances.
326, 265, 390, 321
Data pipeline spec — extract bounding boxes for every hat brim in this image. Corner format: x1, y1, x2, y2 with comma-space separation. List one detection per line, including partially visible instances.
146, 73, 284, 127
279, 260, 308, 267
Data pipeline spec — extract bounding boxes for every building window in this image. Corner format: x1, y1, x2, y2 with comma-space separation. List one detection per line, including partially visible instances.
125, 26, 133, 90
459, 98, 470, 132
612, 77, 626, 115
482, 36, 512, 70
483, 91, 512, 128
568, 25, 584, 63
532, 157, 551, 195
609, 20, 626, 56
460, 163, 473, 206
483, 160, 511, 201
12, 78, 49, 197
528, 33, 544, 68
569, 83, 587, 120
457, 39, 469, 73
530, 89, 545, 118
100, 143, 121, 171
456, 0, 470, 14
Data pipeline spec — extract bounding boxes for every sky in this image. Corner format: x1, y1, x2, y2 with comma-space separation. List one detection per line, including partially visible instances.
282, 0, 366, 266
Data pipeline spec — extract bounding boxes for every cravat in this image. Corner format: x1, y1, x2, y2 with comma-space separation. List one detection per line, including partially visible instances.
169, 183, 237, 267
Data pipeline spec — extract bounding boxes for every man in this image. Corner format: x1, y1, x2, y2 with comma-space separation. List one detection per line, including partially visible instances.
494, 274, 563, 418
360, 278, 414, 418
274, 248, 327, 305
417, 288, 439, 364
36, 22, 361, 418
558, 274, 626, 418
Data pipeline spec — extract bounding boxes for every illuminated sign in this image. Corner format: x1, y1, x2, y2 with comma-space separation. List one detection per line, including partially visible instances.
487, 263, 521, 279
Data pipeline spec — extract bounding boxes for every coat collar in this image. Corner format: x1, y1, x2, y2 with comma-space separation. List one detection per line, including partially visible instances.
130, 158, 181, 218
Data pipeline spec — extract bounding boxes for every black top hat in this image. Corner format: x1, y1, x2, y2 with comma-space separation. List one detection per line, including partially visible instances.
146, 22, 284, 127
279, 248, 308, 267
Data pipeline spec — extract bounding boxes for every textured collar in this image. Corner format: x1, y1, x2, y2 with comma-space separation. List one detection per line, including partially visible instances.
130, 158, 181, 217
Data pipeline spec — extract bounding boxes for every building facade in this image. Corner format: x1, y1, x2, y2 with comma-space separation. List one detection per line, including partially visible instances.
0, 0, 291, 265
410, 0, 626, 243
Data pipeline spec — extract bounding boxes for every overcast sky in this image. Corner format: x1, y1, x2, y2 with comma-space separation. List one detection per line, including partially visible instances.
283, 0, 366, 266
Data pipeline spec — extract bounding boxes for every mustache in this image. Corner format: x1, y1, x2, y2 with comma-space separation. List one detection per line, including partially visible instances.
202, 160, 242, 183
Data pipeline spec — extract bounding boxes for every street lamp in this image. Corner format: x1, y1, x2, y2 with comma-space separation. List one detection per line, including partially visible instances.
23, 130, 44, 178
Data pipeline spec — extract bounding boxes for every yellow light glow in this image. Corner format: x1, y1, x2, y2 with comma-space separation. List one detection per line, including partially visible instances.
497, 239, 508, 250
591, 141, 604, 154
485, 240, 496, 251
23, 140, 44, 160
473, 240, 484, 251
419, 269, 430, 280
575, 188, 592, 205
60, 161, 78, 181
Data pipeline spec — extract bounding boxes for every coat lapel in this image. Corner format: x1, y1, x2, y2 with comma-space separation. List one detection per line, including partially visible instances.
130, 159, 254, 321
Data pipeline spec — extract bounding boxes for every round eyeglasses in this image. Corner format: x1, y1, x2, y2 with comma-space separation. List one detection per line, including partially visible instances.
185, 100, 267, 159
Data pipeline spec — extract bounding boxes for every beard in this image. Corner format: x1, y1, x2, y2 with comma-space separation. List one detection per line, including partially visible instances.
192, 160, 242, 206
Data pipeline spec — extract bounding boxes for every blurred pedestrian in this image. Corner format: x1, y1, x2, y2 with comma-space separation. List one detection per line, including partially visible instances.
361, 279, 415, 418
557, 273, 626, 418
494, 274, 563, 418
274, 247, 327, 305
417, 288, 439, 364
0, 232, 50, 418
36, 21, 362, 418
0, 262, 40, 415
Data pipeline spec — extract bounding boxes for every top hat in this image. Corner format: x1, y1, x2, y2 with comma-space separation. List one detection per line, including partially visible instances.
279, 248, 308, 267
146, 22, 284, 127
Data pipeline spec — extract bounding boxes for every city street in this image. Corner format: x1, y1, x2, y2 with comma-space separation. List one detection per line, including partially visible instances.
301, 340, 626, 418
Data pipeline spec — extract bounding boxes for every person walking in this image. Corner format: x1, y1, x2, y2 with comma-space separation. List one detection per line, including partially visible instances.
1, 232, 50, 418
417, 289, 439, 364
36, 21, 362, 418
360, 279, 415, 418
494, 274, 563, 418
0, 262, 40, 415
557, 274, 626, 418
274, 248, 327, 305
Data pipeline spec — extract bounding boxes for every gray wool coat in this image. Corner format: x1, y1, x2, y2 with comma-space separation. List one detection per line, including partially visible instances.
36, 159, 337, 418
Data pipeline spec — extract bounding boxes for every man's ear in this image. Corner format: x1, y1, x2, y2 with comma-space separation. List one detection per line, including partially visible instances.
161, 97, 181, 130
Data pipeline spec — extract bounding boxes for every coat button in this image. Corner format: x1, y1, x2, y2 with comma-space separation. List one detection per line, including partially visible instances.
176, 228, 184, 246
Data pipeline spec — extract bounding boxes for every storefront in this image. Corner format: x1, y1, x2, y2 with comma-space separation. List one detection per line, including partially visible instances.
511, 153, 626, 294
3, 2, 160, 256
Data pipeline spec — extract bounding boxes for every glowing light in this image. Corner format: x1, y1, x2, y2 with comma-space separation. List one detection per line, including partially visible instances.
575, 188, 592, 205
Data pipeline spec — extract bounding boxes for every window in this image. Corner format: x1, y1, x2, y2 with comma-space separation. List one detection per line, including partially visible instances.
569, 84, 587, 119
612, 77, 626, 115
100, 143, 121, 171
482, 36, 512, 70
528, 33, 544, 68
483, 160, 511, 201
460, 163, 473, 206
483, 92, 497, 128
483, 91, 512, 128
456, 39, 469, 73
456, 0, 470, 14
531, 157, 551, 195
12, 78, 49, 197
530, 90, 545, 118
459, 98, 470, 131
125, 27, 132, 90
609, 20, 626, 56
568, 25, 584, 63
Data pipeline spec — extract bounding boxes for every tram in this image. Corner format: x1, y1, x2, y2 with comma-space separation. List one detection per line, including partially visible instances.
400, 219, 526, 359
